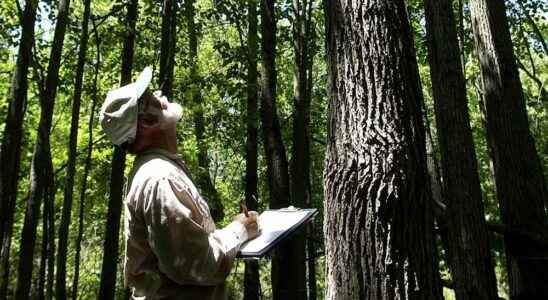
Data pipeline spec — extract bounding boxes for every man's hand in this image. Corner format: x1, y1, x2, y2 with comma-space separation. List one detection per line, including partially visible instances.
234, 211, 260, 240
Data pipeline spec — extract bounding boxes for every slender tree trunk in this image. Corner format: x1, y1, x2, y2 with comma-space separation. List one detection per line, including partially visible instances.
15, 0, 71, 298
305, 227, 316, 300
323, 0, 442, 299
73, 18, 101, 300
259, 0, 299, 298
289, 0, 316, 298
423, 119, 455, 297
457, 0, 466, 75
37, 202, 48, 300
304, 15, 317, 298
260, 0, 289, 231
98, 0, 138, 298
55, 0, 92, 297
424, 0, 499, 299
45, 185, 55, 300
470, 0, 548, 298
306, 170, 317, 300
424, 127, 445, 218
0, 1, 38, 298
243, 0, 261, 298
185, 0, 224, 221
159, 0, 177, 97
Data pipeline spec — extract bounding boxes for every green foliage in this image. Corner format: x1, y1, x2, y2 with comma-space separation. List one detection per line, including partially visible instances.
0, 0, 546, 298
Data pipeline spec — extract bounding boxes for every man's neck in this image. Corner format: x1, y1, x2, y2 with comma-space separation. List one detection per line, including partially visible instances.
137, 131, 177, 155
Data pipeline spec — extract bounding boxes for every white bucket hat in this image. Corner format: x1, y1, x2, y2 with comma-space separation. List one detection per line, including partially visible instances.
99, 67, 152, 145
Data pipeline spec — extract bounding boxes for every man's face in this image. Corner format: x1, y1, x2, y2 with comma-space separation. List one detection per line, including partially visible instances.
126, 90, 182, 153
139, 90, 183, 129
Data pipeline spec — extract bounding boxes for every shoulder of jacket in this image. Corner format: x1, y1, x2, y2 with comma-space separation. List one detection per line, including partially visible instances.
134, 156, 178, 178
127, 158, 178, 197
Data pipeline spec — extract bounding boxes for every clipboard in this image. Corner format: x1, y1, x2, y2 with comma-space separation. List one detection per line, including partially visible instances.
237, 207, 318, 258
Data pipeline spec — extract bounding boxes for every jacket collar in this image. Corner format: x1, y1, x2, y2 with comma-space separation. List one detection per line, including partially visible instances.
136, 148, 194, 180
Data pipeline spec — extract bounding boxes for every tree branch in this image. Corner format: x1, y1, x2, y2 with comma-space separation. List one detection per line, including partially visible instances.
518, 1, 548, 54
487, 222, 548, 248
305, 251, 324, 261
311, 136, 325, 146
92, 2, 127, 27
516, 57, 547, 102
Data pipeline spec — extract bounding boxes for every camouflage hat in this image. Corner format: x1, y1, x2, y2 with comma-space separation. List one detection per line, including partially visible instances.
99, 67, 152, 145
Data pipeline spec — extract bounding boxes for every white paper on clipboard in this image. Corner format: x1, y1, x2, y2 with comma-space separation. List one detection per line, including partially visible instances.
238, 208, 317, 258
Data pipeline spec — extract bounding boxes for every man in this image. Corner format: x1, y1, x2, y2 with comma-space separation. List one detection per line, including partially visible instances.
99, 67, 259, 299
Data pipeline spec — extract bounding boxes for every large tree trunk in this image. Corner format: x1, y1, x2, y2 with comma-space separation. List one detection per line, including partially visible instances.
15, 0, 71, 297
0, 1, 38, 298
243, 0, 261, 298
185, 0, 224, 222
159, 0, 177, 97
55, 0, 92, 297
469, 0, 548, 298
423, 1, 499, 299
98, 1, 138, 298
323, 0, 442, 299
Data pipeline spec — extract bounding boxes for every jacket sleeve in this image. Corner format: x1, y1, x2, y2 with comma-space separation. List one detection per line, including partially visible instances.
142, 176, 247, 286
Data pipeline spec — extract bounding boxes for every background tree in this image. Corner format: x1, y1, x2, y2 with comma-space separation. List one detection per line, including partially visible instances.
470, 0, 548, 298
98, 0, 138, 299
0, 1, 38, 298
423, 0, 499, 298
55, 0, 92, 297
243, 0, 261, 298
185, 0, 224, 221
0, 0, 546, 298
289, 0, 316, 298
72, 17, 101, 298
159, 0, 176, 97
15, 0, 71, 297
322, 0, 442, 298
259, 0, 304, 298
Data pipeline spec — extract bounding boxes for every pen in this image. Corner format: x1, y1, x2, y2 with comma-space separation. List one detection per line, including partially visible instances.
240, 202, 249, 217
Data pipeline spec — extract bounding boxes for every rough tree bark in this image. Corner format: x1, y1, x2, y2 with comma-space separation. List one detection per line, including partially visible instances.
424, 0, 499, 299
243, 0, 261, 298
0, 1, 38, 298
55, 0, 92, 297
323, 0, 442, 299
159, 0, 177, 97
98, 0, 138, 298
15, 0, 71, 298
470, 0, 548, 298
185, 0, 224, 222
